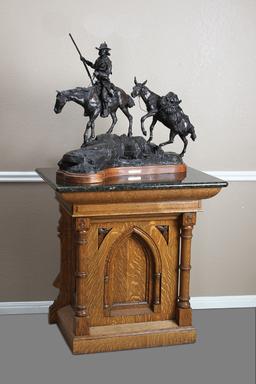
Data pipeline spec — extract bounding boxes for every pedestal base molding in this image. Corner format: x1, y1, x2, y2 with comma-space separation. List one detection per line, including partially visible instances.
57, 306, 196, 354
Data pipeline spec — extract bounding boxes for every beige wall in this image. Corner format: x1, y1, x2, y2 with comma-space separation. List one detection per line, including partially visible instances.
0, 0, 255, 300
0, 184, 59, 301
192, 181, 256, 296
0, 0, 256, 170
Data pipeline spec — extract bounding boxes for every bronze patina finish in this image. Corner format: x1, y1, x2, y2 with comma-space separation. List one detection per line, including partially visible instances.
131, 78, 196, 157
54, 35, 195, 171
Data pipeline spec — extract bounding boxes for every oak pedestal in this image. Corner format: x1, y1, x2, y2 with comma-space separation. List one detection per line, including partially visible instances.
36, 167, 227, 354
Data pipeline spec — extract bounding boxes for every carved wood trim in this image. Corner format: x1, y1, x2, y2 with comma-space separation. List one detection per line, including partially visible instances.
73, 217, 90, 335
156, 225, 169, 244
49, 205, 72, 324
98, 227, 112, 248
177, 213, 196, 317
153, 272, 161, 305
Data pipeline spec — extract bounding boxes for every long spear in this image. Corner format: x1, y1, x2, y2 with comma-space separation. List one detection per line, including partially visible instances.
69, 33, 94, 85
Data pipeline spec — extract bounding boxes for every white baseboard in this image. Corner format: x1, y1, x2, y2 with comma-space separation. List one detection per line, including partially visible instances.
0, 171, 256, 182
0, 172, 42, 182
206, 171, 256, 182
0, 301, 52, 315
191, 295, 256, 309
0, 296, 255, 315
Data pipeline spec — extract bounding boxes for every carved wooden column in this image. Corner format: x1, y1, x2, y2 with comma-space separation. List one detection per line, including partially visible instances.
73, 217, 90, 336
176, 212, 196, 326
49, 205, 72, 324
153, 272, 161, 308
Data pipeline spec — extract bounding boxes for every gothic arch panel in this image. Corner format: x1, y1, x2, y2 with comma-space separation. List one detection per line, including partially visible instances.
104, 227, 162, 316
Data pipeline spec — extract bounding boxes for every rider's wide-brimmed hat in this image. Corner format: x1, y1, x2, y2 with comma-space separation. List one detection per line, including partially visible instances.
96, 42, 111, 51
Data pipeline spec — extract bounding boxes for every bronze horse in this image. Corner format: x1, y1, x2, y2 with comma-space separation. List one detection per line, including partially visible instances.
131, 78, 196, 157
54, 86, 134, 143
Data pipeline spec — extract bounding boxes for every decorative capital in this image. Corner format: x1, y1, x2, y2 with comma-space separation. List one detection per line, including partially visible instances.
182, 213, 196, 227
76, 217, 90, 232
75, 218, 90, 245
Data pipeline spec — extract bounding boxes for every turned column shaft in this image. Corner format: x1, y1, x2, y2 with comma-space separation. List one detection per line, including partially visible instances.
49, 205, 72, 324
153, 272, 161, 305
177, 212, 196, 325
73, 217, 90, 336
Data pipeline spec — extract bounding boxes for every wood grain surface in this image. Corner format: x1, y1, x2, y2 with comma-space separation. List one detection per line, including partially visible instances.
57, 305, 197, 354
49, 184, 222, 353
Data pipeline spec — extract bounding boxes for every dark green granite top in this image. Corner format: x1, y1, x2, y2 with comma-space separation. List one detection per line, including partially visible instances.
36, 167, 228, 193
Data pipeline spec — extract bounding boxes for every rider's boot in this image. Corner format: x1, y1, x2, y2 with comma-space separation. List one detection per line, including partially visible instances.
101, 101, 109, 117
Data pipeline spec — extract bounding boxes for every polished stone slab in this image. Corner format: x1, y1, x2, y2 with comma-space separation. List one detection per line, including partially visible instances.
36, 167, 228, 193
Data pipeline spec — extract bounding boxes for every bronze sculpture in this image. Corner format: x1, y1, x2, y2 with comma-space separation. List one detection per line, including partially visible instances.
80, 42, 114, 118
54, 35, 196, 173
131, 78, 196, 157
54, 87, 134, 143
54, 35, 134, 144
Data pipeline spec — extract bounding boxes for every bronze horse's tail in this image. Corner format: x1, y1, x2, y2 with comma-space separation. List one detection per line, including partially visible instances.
127, 95, 135, 108
190, 125, 196, 141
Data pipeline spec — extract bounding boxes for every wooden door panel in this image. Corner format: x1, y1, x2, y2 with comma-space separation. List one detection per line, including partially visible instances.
109, 234, 148, 305
87, 218, 179, 326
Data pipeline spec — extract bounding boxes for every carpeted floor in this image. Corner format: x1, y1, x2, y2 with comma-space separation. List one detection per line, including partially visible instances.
0, 309, 254, 384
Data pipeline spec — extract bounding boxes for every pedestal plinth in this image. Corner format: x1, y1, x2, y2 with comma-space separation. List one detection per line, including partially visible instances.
36, 167, 227, 354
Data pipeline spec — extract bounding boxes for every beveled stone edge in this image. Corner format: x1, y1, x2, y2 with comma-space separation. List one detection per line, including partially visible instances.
1, 171, 256, 182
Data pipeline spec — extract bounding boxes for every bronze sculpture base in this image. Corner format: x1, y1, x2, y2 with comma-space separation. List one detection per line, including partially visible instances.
56, 163, 187, 185
57, 133, 186, 184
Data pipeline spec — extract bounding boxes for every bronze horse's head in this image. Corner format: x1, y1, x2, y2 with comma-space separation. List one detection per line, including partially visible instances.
131, 77, 148, 98
54, 90, 67, 114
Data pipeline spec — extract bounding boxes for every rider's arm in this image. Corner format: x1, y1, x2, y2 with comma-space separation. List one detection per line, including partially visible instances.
80, 57, 94, 68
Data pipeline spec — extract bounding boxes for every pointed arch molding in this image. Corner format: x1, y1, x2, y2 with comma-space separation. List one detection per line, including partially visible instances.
103, 226, 162, 315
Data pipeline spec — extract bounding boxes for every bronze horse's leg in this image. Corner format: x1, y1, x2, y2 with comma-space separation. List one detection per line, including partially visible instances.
84, 120, 91, 143
89, 108, 101, 141
106, 112, 118, 134
147, 116, 158, 143
84, 109, 100, 144
141, 111, 157, 136
179, 135, 188, 157
120, 106, 133, 137
159, 130, 177, 147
